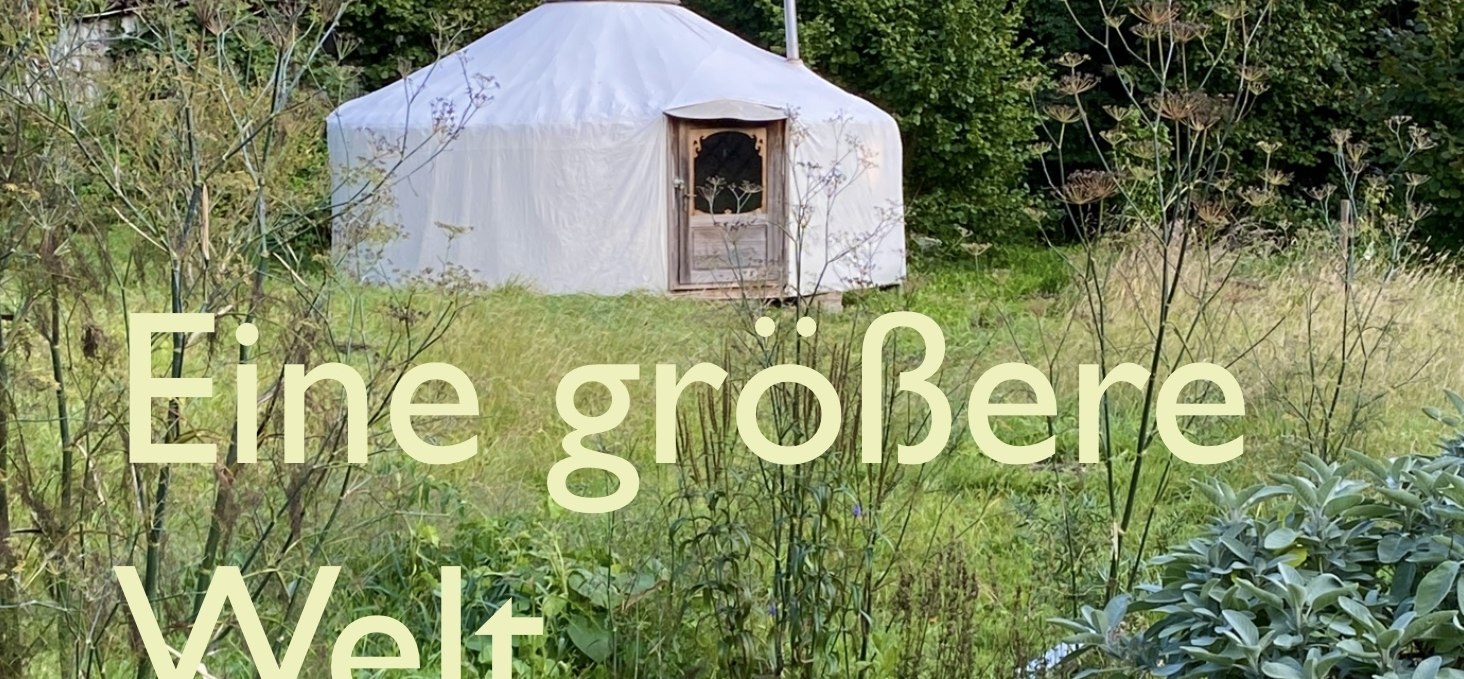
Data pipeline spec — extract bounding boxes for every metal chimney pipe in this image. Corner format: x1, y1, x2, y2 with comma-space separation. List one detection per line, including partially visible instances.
784, 0, 800, 62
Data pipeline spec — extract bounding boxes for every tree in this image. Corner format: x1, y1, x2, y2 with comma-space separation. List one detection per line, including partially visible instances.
688, 0, 1044, 244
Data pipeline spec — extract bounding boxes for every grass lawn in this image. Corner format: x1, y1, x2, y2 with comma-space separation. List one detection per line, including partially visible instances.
8, 242, 1463, 675
328, 241, 1463, 671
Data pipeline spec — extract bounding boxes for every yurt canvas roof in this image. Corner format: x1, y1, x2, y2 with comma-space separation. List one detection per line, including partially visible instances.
330, 1, 890, 128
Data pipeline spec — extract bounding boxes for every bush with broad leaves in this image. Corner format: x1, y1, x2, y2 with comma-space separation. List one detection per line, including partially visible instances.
1055, 392, 1464, 679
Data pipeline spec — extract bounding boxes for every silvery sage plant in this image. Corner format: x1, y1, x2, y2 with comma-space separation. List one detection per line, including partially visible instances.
1054, 392, 1464, 679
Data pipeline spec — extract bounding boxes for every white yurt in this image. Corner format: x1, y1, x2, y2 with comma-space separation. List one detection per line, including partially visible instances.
327, 0, 905, 296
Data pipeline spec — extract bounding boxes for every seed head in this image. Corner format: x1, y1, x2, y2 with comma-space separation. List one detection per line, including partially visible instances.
1169, 21, 1209, 43
1239, 187, 1275, 208
1059, 170, 1120, 205
1056, 73, 1100, 97
1056, 52, 1090, 69
1261, 169, 1292, 188
1131, 1, 1180, 26
1044, 104, 1083, 125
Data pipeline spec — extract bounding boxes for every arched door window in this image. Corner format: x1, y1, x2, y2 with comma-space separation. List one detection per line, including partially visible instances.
692, 129, 765, 215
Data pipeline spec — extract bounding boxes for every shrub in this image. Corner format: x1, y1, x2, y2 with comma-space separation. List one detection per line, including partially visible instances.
1057, 394, 1464, 678
353, 515, 663, 678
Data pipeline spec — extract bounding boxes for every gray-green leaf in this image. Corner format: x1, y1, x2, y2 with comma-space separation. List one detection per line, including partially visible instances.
1415, 656, 1443, 679
1222, 609, 1259, 647
1414, 560, 1460, 616
1261, 660, 1303, 679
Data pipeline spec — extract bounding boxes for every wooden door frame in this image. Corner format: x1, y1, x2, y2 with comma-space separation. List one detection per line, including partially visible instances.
667, 116, 788, 293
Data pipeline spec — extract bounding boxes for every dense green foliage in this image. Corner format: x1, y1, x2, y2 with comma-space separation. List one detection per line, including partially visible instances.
340, 0, 535, 89
354, 516, 651, 678
684, 0, 1043, 244
1369, 10, 1464, 239
1024, 0, 1462, 243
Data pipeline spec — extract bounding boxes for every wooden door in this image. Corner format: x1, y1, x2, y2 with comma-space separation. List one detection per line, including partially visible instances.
670, 119, 786, 290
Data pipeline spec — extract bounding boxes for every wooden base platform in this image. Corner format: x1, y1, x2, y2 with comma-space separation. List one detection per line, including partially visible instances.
670, 286, 844, 312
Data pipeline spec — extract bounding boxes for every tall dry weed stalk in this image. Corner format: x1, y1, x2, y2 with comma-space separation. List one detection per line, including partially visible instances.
1246, 122, 1444, 462
1028, 0, 1280, 609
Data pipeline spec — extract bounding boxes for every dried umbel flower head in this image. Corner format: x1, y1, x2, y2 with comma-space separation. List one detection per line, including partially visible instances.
1257, 141, 1283, 155
1345, 141, 1371, 172
1131, 1, 1180, 26
317, 0, 346, 18
1132, 23, 1164, 41
1239, 187, 1276, 208
1120, 135, 1167, 160
1126, 165, 1158, 181
1261, 169, 1292, 187
1169, 21, 1210, 43
1057, 52, 1090, 69
1017, 76, 1045, 93
1331, 128, 1354, 149
1059, 170, 1120, 205
1044, 104, 1083, 124
1104, 14, 1127, 28
1183, 94, 1231, 132
1405, 173, 1431, 188
469, 74, 498, 108
1364, 173, 1391, 203
1193, 196, 1235, 227
1306, 184, 1337, 203
961, 241, 993, 259
430, 97, 459, 135
1104, 105, 1137, 121
1408, 202, 1436, 224
1409, 125, 1438, 152
1056, 73, 1100, 97
1149, 91, 1213, 122
193, 0, 230, 35
435, 221, 472, 239
1214, 3, 1247, 21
